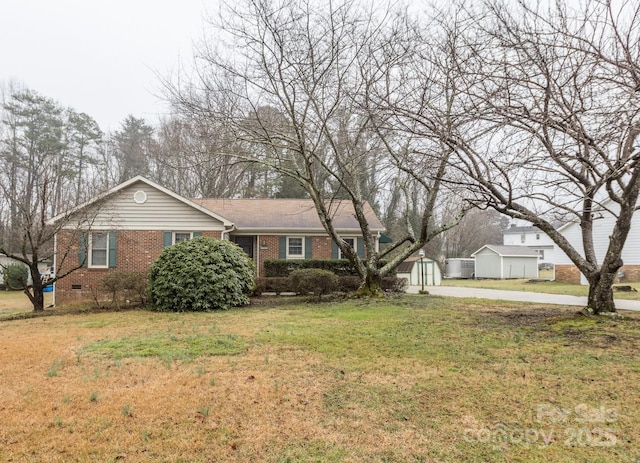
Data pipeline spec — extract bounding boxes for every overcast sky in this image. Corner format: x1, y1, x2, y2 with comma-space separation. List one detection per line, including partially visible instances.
1, 0, 215, 132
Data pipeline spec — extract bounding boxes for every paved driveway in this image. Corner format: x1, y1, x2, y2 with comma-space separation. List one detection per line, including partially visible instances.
407, 285, 640, 312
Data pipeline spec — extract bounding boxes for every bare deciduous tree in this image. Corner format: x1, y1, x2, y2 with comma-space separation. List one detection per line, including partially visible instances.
443, 0, 640, 314
441, 206, 508, 259
167, 0, 462, 295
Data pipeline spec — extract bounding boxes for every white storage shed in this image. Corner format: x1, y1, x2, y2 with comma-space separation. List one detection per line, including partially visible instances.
397, 257, 442, 286
471, 245, 539, 279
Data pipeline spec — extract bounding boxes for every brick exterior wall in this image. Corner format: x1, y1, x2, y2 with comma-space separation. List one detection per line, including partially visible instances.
617, 265, 640, 282
554, 265, 582, 285
255, 235, 333, 277
256, 235, 280, 277
311, 236, 333, 259
555, 264, 640, 284
55, 230, 363, 304
55, 229, 222, 304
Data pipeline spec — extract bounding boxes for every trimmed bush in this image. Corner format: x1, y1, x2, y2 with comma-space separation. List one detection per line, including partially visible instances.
148, 237, 255, 312
253, 275, 408, 297
289, 268, 339, 300
253, 277, 294, 296
101, 271, 148, 306
264, 258, 395, 277
381, 277, 409, 293
337, 276, 361, 292
334, 276, 408, 293
264, 259, 350, 277
3, 263, 28, 290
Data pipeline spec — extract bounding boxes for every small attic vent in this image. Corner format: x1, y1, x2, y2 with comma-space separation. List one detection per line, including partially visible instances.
133, 190, 147, 204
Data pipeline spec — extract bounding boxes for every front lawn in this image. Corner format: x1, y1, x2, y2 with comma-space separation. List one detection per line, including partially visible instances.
1, 296, 639, 462
0, 289, 53, 313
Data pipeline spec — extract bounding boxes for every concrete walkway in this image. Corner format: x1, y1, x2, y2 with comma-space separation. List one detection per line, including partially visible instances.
407, 285, 640, 312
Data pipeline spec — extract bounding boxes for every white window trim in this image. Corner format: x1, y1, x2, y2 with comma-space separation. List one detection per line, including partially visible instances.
88, 232, 109, 269
286, 236, 305, 259
339, 237, 357, 259
173, 231, 193, 244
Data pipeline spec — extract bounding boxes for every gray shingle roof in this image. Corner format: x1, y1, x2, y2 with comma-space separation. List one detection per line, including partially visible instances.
472, 245, 541, 257
193, 198, 384, 232
503, 226, 541, 234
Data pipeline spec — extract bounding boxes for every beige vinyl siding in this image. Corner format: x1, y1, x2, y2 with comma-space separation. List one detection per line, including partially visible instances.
474, 247, 539, 279
65, 183, 226, 231
501, 257, 538, 278
475, 252, 502, 278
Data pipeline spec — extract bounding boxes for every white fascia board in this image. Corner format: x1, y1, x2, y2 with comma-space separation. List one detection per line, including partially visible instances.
233, 227, 379, 235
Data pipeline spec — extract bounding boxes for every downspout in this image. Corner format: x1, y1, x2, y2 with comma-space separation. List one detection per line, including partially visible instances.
52, 233, 57, 307
221, 224, 235, 241
255, 235, 260, 278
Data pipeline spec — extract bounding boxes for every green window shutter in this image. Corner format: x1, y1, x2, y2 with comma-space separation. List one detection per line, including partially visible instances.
79, 232, 88, 268
357, 237, 365, 258
163, 231, 172, 247
193, 231, 201, 238
305, 237, 313, 259
279, 236, 287, 259
331, 241, 339, 259
108, 231, 117, 268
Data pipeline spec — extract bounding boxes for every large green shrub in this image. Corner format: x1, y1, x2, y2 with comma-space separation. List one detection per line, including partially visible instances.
148, 237, 255, 312
289, 268, 339, 300
3, 263, 28, 290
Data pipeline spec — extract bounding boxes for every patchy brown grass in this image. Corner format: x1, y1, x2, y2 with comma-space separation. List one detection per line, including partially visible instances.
1, 296, 640, 462
0, 289, 53, 312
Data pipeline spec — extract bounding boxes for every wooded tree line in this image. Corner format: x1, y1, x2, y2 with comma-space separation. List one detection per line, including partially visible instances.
0, 84, 504, 262
165, 0, 638, 312
2, 0, 638, 314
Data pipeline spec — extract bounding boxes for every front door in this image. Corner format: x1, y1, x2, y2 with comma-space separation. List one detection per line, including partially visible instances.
234, 236, 254, 259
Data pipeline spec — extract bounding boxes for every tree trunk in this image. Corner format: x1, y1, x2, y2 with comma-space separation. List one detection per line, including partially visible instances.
26, 264, 45, 312
29, 288, 45, 312
587, 272, 617, 315
354, 266, 383, 298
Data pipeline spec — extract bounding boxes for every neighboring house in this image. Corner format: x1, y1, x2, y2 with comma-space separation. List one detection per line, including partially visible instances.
472, 245, 540, 279
503, 224, 556, 267
48, 176, 385, 304
396, 256, 442, 286
0, 254, 51, 288
554, 202, 640, 284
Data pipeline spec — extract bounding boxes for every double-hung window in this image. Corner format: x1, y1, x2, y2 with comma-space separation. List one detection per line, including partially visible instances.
287, 237, 304, 259
89, 232, 108, 268
163, 231, 199, 248
174, 232, 192, 244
